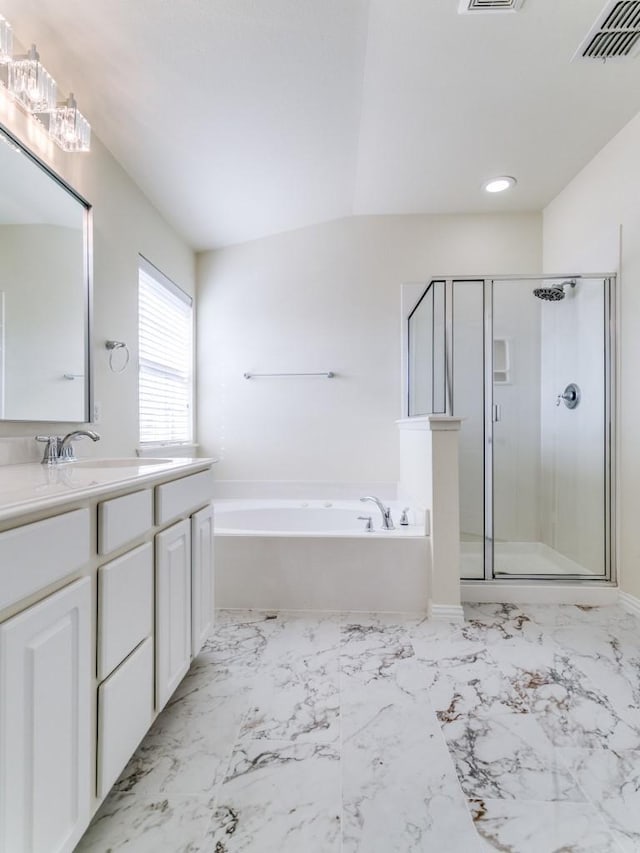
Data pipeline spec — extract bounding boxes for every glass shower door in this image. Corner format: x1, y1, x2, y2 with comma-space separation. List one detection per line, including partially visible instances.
490, 277, 610, 578
453, 280, 486, 579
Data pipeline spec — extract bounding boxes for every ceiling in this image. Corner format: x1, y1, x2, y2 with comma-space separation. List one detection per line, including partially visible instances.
1, 0, 639, 249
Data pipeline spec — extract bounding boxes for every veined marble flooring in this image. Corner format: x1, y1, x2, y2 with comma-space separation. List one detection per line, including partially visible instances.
76, 602, 640, 852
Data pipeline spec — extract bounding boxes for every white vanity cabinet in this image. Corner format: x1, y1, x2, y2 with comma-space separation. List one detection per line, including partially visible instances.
0, 459, 216, 853
0, 577, 91, 853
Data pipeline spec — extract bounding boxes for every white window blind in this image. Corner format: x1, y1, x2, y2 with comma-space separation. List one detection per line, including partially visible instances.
138, 258, 193, 444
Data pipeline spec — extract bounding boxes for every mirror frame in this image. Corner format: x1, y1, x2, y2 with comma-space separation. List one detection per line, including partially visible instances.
0, 121, 93, 424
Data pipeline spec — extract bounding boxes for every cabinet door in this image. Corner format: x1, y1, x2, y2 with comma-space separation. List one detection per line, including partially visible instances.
191, 503, 215, 657
0, 578, 91, 853
155, 519, 191, 711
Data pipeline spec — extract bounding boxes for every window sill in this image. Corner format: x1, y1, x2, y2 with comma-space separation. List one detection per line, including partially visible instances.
136, 443, 199, 459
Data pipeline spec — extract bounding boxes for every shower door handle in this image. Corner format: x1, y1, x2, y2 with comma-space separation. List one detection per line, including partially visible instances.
492, 404, 502, 422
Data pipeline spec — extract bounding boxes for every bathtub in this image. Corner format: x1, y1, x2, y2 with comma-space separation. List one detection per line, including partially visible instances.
214, 499, 430, 613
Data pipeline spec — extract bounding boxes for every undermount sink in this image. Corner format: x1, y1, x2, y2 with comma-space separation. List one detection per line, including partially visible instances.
70, 457, 174, 468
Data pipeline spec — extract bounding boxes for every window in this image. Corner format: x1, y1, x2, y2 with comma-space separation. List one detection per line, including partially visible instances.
138, 257, 193, 445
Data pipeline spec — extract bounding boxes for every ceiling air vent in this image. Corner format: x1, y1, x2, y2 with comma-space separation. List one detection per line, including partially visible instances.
575, 0, 640, 61
458, 0, 525, 12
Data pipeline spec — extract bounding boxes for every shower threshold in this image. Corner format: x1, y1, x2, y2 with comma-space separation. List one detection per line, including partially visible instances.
461, 540, 603, 578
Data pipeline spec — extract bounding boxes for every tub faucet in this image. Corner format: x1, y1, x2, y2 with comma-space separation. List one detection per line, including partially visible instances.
360, 496, 395, 530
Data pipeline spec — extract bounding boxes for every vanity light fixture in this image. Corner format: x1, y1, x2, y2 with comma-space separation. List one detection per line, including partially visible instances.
44, 93, 91, 153
8, 44, 57, 113
0, 16, 91, 153
0, 15, 13, 66
483, 176, 517, 193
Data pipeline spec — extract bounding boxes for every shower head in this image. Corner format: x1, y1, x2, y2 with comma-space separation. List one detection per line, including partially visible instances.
533, 280, 576, 302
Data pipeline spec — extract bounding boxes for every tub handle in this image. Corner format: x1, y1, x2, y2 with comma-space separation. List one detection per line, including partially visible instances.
357, 515, 374, 533
399, 508, 410, 526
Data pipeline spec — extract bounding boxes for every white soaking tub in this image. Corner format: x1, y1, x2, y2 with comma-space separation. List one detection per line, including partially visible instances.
214, 500, 430, 613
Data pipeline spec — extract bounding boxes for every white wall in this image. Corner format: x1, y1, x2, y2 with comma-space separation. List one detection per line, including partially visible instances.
0, 96, 195, 457
197, 213, 541, 484
543, 110, 640, 594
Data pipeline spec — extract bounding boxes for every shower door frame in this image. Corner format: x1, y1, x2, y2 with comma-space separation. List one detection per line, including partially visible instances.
444, 273, 616, 584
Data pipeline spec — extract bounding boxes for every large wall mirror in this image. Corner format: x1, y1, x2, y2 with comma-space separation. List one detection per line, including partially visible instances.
0, 124, 91, 422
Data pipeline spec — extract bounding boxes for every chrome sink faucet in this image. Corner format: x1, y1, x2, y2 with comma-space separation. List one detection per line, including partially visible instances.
36, 430, 100, 464
59, 429, 101, 461
360, 495, 395, 530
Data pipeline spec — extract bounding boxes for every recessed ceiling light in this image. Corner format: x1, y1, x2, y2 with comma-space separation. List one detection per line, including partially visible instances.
483, 176, 517, 193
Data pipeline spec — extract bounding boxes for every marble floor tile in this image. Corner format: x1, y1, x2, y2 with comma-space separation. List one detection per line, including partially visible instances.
113, 690, 245, 795
484, 636, 640, 750
239, 613, 341, 743
543, 621, 640, 670
558, 745, 640, 801
214, 609, 280, 626
340, 620, 415, 682
410, 624, 488, 661
74, 793, 216, 852
558, 747, 640, 852
257, 613, 342, 670
76, 602, 640, 852
241, 654, 340, 744
524, 655, 640, 750
461, 602, 548, 646
196, 615, 280, 673
469, 798, 620, 852
442, 712, 586, 802
414, 647, 529, 721
463, 602, 526, 623
598, 799, 640, 853
342, 680, 480, 852
201, 738, 341, 853
519, 603, 640, 630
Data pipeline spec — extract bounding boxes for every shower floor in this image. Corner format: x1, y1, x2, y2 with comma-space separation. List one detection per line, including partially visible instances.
460, 539, 601, 578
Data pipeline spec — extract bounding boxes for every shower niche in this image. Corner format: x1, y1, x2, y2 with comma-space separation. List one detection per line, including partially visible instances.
407, 275, 615, 582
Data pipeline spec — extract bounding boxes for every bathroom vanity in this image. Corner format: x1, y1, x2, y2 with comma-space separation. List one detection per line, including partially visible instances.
0, 457, 216, 853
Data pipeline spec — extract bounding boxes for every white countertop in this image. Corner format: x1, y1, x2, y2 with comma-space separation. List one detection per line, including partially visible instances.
0, 458, 217, 523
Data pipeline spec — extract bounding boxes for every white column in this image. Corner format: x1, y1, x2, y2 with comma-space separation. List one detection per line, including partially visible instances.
397, 415, 464, 621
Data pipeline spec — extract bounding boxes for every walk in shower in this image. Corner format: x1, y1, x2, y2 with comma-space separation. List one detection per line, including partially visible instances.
408, 275, 615, 581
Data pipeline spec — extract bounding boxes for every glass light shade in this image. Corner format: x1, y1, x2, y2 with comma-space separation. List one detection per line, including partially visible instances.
0, 15, 13, 65
8, 44, 57, 112
48, 94, 91, 152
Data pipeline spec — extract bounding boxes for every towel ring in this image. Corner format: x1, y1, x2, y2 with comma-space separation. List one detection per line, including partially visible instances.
106, 340, 130, 374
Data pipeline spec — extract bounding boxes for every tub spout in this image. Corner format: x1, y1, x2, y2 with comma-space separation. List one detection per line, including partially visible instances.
360, 496, 395, 530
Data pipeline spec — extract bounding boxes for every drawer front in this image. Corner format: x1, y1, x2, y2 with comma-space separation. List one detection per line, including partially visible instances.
0, 508, 90, 612
97, 638, 153, 798
98, 543, 153, 681
155, 468, 214, 525
98, 489, 153, 556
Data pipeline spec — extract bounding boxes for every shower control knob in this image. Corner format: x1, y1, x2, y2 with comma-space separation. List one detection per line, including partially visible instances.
556, 383, 581, 409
